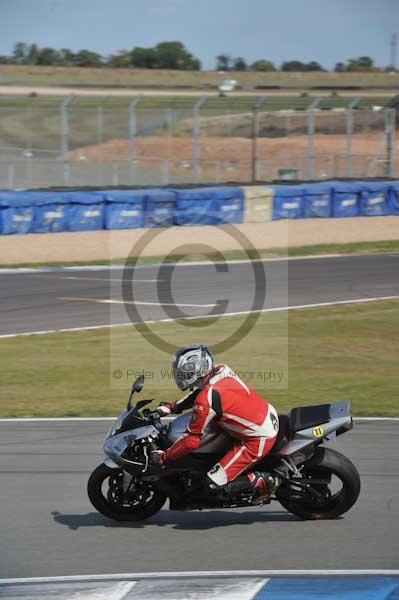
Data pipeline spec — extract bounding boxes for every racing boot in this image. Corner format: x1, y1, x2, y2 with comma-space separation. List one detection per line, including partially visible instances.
223, 475, 252, 495
247, 471, 281, 501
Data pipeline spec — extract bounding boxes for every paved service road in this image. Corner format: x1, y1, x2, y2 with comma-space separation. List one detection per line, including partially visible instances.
1, 253, 399, 335
0, 420, 397, 578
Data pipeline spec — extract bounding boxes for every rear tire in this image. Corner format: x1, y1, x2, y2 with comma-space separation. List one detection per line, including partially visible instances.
276, 447, 360, 520
87, 463, 166, 522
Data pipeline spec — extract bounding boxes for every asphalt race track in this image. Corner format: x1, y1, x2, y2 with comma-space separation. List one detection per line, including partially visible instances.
1, 253, 398, 580
0, 419, 398, 578
1, 253, 399, 336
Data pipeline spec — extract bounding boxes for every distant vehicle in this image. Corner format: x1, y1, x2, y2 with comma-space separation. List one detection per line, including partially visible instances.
88, 375, 361, 522
218, 78, 238, 96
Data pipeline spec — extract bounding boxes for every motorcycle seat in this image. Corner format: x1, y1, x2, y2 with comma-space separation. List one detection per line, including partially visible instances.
271, 414, 290, 452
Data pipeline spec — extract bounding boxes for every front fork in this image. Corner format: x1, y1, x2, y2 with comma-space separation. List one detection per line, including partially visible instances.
103, 457, 134, 493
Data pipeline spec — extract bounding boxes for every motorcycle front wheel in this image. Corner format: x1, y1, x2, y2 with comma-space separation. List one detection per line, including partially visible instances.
87, 463, 167, 522
276, 447, 361, 520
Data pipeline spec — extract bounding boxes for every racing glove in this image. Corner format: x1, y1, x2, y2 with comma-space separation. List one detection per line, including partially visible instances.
156, 404, 172, 416
150, 450, 166, 466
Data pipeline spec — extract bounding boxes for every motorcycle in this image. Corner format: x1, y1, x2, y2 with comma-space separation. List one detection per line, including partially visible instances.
88, 375, 361, 521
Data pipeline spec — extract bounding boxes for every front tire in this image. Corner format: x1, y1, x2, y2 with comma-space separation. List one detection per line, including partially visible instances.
87, 463, 166, 522
276, 447, 361, 520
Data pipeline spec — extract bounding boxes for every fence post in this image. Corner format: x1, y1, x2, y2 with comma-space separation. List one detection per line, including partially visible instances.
251, 97, 267, 182
162, 159, 169, 185
59, 95, 74, 184
306, 98, 320, 179
192, 96, 207, 181
60, 95, 74, 159
7, 164, 14, 189
112, 163, 119, 186
385, 108, 396, 177
97, 105, 104, 146
128, 96, 142, 163
345, 98, 360, 178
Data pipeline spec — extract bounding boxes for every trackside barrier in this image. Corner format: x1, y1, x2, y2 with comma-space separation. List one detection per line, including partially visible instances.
61, 191, 104, 232
0, 191, 36, 234
303, 183, 333, 218
173, 186, 244, 226
103, 189, 145, 230
242, 186, 274, 222
331, 182, 361, 218
144, 189, 176, 228
272, 185, 305, 220
0, 181, 399, 235
360, 182, 390, 217
388, 184, 399, 215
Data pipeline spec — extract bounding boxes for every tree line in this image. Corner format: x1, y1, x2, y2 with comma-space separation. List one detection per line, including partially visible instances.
0, 42, 201, 70
0, 42, 380, 72
216, 54, 379, 72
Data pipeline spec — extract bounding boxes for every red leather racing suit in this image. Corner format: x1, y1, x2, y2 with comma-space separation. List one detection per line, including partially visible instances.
164, 364, 279, 486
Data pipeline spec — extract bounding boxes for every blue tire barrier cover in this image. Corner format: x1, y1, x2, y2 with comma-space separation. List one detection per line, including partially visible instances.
61, 191, 104, 232
387, 183, 399, 215
144, 188, 176, 228
174, 186, 243, 226
1, 182, 398, 236
31, 192, 69, 233
0, 191, 35, 234
331, 182, 361, 217
272, 185, 305, 220
303, 182, 333, 218
360, 182, 390, 216
0, 190, 68, 234
103, 189, 145, 230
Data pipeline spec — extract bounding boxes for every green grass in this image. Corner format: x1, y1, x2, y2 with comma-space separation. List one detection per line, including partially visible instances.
2, 240, 399, 269
1, 65, 399, 89
0, 300, 398, 417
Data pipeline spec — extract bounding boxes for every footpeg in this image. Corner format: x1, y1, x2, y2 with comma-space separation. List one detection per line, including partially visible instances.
248, 471, 281, 500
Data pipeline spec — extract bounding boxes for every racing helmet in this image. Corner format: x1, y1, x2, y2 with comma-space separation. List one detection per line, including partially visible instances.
172, 344, 214, 390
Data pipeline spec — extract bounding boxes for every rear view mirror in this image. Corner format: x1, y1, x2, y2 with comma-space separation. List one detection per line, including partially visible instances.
132, 375, 144, 394
127, 375, 145, 410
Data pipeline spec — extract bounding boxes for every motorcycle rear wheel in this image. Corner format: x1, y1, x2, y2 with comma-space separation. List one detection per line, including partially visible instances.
87, 463, 167, 522
276, 447, 360, 520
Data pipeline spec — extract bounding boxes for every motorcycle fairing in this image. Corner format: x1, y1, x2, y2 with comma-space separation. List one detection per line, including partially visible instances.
167, 413, 232, 454
289, 400, 350, 432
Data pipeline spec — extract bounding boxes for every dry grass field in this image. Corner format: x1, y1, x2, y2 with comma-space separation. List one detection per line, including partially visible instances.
1, 65, 399, 90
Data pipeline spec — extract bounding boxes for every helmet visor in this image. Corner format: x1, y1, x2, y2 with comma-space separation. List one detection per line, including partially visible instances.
173, 362, 197, 390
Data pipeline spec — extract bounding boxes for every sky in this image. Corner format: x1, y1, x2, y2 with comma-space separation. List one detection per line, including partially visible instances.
0, 0, 397, 70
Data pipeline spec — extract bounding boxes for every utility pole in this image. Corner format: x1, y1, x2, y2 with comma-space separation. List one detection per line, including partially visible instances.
390, 33, 399, 70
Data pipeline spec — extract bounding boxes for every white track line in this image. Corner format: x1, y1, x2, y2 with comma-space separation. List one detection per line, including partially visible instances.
97, 299, 217, 308
64, 277, 160, 282
58, 297, 217, 308
0, 252, 397, 274
1, 294, 398, 339
1, 570, 399, 584
0, 416, 397, 423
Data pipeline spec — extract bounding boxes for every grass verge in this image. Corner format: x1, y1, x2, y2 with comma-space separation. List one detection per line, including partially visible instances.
1, 65, 398, 89
0, 300, 398, 417
1, 239, 399, 269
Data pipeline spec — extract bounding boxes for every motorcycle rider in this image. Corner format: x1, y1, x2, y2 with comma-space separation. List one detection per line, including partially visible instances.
154, 344, 280, 501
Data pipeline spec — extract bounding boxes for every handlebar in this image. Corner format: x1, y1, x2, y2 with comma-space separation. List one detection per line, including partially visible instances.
150, 411, 163, 429
141, 408, 164, 432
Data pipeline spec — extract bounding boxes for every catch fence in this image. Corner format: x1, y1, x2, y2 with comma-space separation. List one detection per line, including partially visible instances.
0, 94, 397, 188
